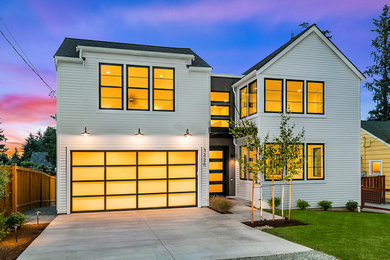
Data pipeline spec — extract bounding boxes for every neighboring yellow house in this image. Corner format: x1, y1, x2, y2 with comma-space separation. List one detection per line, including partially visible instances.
361, 120, 390, 201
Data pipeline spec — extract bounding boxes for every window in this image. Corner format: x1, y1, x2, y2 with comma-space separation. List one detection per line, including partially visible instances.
265, 144, 282, 180
307, 81, 324, 114
307, 144, 324, 179
369, 160, 382, 175
210, 105, 229, 116
127, 66, 149, 110
264, 79, 283, 113
153, 67, 174, 111
240, 86, 248, 118
240, 146, 247, 180
211, 120, 229, 128
286, 80, 304, 113
289, 144, 304, 180
99, 64, 123, 109
211, 92, 229, 103
249, 81, 257, 115
210, 91, 231, 128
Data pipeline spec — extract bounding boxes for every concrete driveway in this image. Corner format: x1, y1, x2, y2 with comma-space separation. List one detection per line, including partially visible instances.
19, 207, 310, 260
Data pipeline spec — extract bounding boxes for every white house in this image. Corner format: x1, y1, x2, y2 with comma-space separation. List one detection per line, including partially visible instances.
54, 24, 364, 214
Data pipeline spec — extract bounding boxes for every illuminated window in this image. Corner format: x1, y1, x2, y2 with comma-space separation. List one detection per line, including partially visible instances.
211, 105, 229, 116
240, 146, 247, 180
307, 144, 324, 179
286, 80, 304, 113
99, 64, 123, 109
211, 92, 229, 102
264, 79, 283, 113
211, 119, 229, 128
127, 66, 149, 110
153, 67, 174, 111
307, 81, 324, 114
248, 81, 257, 115
248, 150, 256, 180
289, 144, 304, 180
240, 86, 248, 118
265, 144, 282, 180
369, 160, 382, 175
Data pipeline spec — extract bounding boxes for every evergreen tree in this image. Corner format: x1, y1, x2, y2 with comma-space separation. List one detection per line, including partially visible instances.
365, 5, 390, 120
0, 121, 9, 164
9, 147, 21, 165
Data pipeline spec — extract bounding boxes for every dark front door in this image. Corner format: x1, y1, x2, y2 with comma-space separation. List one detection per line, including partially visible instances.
209, 147, 228, 196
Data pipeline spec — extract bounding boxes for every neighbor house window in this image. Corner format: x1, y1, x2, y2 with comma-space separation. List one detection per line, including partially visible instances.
307, 81, 324, 114
240, 146, 247, 180
369, 160, 382, 175
240, 86, 248, 118
153, 67, 174, 111
99, 64, 123, 109
286, 80, 304, 113
127, 66, 149, 110
248, 81, 257, 116
307, 144, 324, 179
264, 78, 283, 113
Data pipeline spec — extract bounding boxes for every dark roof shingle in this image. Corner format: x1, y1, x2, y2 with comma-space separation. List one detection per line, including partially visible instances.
361, 120, 390, 145
54, 38, 211, 68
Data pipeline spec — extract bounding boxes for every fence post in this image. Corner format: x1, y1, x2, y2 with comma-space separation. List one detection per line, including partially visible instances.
11, 164, 17, 213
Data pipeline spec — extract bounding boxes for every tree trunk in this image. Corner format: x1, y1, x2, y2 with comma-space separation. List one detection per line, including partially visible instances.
288, 177, 292, 220
281, 182, 285, 219
260, 182, 263, 220
251, 178, 254, 224
272, 175, 275, 221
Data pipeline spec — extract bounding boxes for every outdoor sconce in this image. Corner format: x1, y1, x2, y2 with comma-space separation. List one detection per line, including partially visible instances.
36, 211, 41, 224
135, 128, 144, 136
184, 129, 192, 137
80, 127, 90, 136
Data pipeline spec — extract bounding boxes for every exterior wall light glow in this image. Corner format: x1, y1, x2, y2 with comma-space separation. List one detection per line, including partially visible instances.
184, 129, 192, 137
81, 127, 90, 136
135, 128, 144, 136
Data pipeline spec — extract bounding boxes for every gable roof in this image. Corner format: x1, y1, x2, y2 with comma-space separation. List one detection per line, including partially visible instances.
242, 24, 365, 80
54, 38, 211, 68
361, 120, 390, 145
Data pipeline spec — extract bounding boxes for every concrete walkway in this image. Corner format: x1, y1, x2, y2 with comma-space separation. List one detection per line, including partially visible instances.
19, 207, 310, 260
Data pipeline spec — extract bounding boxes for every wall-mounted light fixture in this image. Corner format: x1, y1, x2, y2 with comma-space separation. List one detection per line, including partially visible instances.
80, 127, 90, 136
135, 128, 144, 136
184, 129, 192, 137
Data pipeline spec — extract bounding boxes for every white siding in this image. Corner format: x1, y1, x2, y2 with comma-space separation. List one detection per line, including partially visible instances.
56, 51, 210, 214
235, 31, 361, 208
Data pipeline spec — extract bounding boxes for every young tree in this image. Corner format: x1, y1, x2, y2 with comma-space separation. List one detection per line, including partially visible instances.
365, 4, 390, 120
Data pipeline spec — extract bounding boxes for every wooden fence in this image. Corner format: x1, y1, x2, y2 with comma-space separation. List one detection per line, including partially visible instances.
361, 175, 390, 211
0, 164, 56, 215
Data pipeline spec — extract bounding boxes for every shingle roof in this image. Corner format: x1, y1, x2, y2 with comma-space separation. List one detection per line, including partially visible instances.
361, 120, 390, 145
54, 38, 211, 68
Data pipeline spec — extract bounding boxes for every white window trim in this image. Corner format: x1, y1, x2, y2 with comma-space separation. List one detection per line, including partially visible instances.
369, 160, 382, 175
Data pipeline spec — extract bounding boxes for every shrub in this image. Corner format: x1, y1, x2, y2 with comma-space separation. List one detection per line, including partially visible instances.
0, 212, 10, 241
0, 166, 10, 198
20, 161, 34, 168
318, 200, 333, 211
267, 197, 281, 208
346, 200, 358, 212
6, 212, 26, 228
209, 196, 233, 213
296, 199, 310, 210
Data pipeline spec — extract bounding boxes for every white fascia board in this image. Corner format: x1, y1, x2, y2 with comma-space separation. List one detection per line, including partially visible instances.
188, 66, 212, 73
211, 73, 242, 78
361, 128, 390, 148
77, 46, 195, 65
232, 70, 256, 89
54, 56, 84, 70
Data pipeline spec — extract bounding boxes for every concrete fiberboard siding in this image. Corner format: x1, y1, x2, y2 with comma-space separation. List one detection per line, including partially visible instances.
56, 51, 210, 213
235, 32, 361, 208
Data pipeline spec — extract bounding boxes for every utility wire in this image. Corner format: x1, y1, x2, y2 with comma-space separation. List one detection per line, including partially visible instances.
0, 19, 56, 97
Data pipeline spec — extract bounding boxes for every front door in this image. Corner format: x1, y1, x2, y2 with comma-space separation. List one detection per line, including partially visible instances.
209, 147, 227, 196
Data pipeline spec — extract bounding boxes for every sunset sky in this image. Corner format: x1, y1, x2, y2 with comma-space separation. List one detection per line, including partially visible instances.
0, 0, 387, 155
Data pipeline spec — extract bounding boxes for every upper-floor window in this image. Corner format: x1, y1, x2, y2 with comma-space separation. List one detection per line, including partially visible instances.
153, 67, 174, 111
240, 81, 258, 118
369, 160, 382, 175
240, 146, 247, 180
307, 144, 324, 179
286, 80, 304, 114
307, 81, 324, 114
99, 64, 123, 109
127, 66, 149, 110
210, 91, 231, 128
211, 92, 229, 103
240, 86, 248, 118
264, 78, 283, 113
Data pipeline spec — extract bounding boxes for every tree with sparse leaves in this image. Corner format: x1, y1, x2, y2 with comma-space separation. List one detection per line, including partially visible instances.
364, 5, 390, 120
298, 22, 332, 40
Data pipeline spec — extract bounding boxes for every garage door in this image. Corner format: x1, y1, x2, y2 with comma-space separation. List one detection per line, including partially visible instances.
71, 151, 197, 212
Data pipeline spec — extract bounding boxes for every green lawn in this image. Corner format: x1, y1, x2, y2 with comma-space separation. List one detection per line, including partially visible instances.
263, 210, 390, 260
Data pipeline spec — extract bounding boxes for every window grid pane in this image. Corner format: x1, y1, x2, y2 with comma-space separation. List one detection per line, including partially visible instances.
211, 92, 229, 102
100, 64, 123, 109
128, 66, 149, 110
265, 79, 282, 112
307, 82, 324, 114
286, 80, 304, 113
240, 87, 248, 118
153, 68, 174, 111
307, 144, 324, 179
249, 81, 257, 115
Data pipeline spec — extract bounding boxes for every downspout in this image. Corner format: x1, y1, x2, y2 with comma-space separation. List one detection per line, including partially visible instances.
232, 86, 237, 146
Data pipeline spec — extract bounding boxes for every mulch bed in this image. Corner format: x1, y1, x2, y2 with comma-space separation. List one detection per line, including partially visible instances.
0, 223, 49, 260
243, 219, 306, 228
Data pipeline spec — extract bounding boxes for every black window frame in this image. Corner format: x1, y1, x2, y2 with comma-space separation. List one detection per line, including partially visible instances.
264, 78, 284, 113
126, 65, 150, 111
239, 86, 248, 119
239, 145, 248, 180
306, 143, 325, 180
152, 66, 175, 112
99, 63, 124, 110
248, 80, 257, 116
286, 79, 304, 114
306, 81, 325, 115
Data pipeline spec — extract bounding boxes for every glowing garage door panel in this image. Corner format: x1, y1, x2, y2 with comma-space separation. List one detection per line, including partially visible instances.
168, 151, 196, 164
138, 152, 167, 165
106, 152, 136, 165
72, 167, 104, 181
72, 197, 104, 212
106, 167, 136, 180
72, 152, 104, 166
138, 180, 167, 193
168, 165, 196, 178
106, 181, 136, 195
209, 184, 223, 193
138, 166, 167, 179
138, 194, 167, 208
72, 182, 104, 196
169, 179, 196, 192
209, 173, 223, 182
168, 193, 196, 207
106, 196, 136, 210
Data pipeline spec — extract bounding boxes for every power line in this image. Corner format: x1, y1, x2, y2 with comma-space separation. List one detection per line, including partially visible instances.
0, 19, 56, 97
